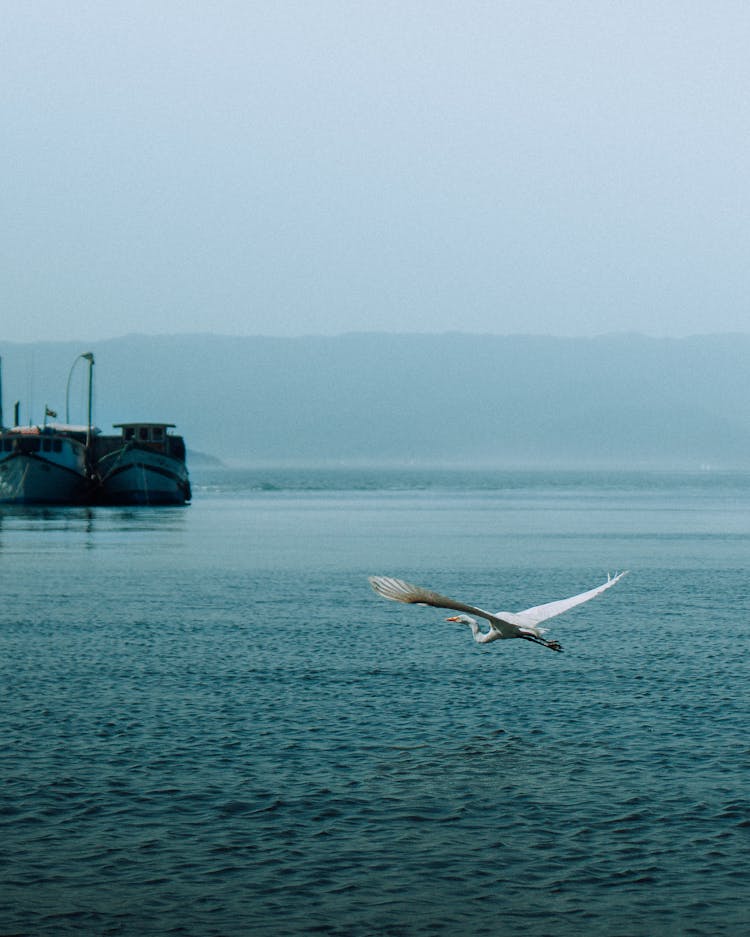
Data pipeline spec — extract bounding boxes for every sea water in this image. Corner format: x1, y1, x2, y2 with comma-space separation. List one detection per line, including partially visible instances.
1, 468, 748, 936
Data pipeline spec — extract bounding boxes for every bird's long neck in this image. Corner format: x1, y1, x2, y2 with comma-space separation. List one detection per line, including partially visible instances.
468, 620, 494, 643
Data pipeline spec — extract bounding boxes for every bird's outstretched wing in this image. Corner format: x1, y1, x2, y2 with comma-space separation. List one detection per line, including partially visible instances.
513, 571, 628, 626
368, 576, 497, 624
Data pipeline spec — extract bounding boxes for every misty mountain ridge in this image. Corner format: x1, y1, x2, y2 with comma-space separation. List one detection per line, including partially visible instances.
2, 332, 749, 469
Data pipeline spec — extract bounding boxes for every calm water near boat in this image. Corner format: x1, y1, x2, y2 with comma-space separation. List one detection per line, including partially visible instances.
1, 468, 749, 936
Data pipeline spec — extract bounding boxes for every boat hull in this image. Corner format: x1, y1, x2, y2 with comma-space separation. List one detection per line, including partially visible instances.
97, 447, 191, 505
0, 450, 88, 504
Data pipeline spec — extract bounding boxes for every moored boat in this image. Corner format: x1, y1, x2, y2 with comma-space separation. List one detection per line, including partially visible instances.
0, 424, 91, 504
1, 353, 191, 506
0, 351, 97, 505
94, 422, 191, 505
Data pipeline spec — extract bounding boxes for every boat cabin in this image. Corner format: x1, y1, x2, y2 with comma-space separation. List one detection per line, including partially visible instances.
114, 423, 186, 460
115, 422, 175, 444
1, 424, 90, 456
1, 434, 65, 455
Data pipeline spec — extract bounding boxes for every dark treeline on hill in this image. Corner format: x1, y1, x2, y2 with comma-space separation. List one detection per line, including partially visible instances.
2, 332, 750, 467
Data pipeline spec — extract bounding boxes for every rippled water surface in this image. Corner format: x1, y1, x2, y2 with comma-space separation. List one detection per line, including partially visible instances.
1, 469, 749, 936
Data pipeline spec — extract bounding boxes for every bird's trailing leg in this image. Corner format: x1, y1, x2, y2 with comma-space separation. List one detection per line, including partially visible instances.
521, 633, 563, 652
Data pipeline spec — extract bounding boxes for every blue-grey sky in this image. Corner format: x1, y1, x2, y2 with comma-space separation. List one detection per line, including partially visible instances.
3, 1, 750, 343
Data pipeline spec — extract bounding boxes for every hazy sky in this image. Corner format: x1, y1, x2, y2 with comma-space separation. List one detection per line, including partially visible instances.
3, 1, 750, 343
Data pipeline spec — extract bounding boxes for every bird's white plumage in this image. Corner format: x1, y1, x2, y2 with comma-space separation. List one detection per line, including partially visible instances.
498, 571, 628, 626
368, 572, 628, 652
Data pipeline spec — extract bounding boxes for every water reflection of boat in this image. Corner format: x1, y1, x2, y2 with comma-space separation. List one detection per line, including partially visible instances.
94, 423, 192, 505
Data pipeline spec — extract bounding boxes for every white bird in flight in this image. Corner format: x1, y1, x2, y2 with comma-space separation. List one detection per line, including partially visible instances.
369, 572, 628, 652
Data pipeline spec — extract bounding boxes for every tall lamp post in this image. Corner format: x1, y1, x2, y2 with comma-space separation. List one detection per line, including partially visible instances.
65, 351, 95, 476
65, 352, 95, 427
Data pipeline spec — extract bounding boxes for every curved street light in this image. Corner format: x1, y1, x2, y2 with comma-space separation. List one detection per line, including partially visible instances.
65, 352, 95, 427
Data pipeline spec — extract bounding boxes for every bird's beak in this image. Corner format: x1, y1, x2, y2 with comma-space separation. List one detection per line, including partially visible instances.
446, 616, 459, 622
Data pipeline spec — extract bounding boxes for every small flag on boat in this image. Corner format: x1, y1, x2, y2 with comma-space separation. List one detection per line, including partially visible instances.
45, 406, 57, 418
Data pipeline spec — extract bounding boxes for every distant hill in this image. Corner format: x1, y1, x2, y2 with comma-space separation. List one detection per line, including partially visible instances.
2, 332, 750, 468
